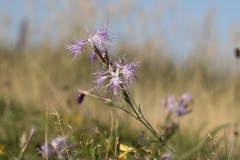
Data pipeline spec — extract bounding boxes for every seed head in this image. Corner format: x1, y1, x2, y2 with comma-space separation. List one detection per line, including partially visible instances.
235, 48, 240, 59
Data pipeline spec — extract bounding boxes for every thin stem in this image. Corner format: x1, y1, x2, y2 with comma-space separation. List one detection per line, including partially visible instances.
105, 110, 113, 160
54, 110, 70, 159
17, 128, 35, 160
227, 134, 238, 160
122, 91, 182, 159
91, 44, 108, 69
123, 91, 164, 143
45, 105, 48, 160
85, 91, 138, 119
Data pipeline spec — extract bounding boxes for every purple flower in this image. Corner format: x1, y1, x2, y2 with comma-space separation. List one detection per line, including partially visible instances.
51, 137, 68, 150
36, 142, 55, 157
93, 56, 139, 97
77, 92, 86, 105
179, 92, 192, 106
65, 39, 87, 61
105, 76, 124, 96
161, 93, 192, 117
176, 105, 189, 117
93, 70, 109, 88
161, 95, 178, 113
161, 153, 173, 160
115, 55, 139, 84
66, 21, 113, 61
88, 21, 113, 49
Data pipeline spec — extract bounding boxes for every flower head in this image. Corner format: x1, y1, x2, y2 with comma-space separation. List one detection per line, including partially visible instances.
161, 93, 192, 118
161, 95, 178, 113
36, 142, 55, 158
179, 92, 192, 106
115, 55, 139, 84
65, 39, 87, 61
105, 76, 124, 96
161, 153, 173, 160
93, 55, 139, 97
88, 21, 113, 49
51, 137, 67, 150
66, 21, 113, 61
77, 91, 86, 105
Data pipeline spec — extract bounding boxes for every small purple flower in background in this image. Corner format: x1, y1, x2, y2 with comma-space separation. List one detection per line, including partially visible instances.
51, 137, 68, 151
161, 92, 192, 117
36, 142, 55, 158
36, 137, 68, 158
161, 153, 173, 160
161, 95, 178, 113
176, 105, 190, 117
179, 92, 192, 106
93, 55, 139, 97
65, 21, 113, 61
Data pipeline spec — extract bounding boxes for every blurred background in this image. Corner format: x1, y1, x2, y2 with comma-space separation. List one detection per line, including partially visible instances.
0, 0, 240, 159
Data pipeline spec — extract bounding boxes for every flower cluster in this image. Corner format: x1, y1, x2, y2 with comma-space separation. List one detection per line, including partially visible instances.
65, 21, 113, 61
93, 55, 139, 97
66, 22, 138, 98
36, 137, 68, 159
161, 153, 173, 160
117, 143, 153, 159
161, 92, 192, 117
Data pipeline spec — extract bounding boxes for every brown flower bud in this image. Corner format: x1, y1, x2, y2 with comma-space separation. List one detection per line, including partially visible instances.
235, 48, 240, 58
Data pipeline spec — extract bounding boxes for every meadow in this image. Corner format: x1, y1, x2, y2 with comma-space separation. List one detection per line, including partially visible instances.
0, 1, 240, 159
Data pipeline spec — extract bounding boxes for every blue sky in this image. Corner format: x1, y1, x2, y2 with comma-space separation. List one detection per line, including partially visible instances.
1, 0, 240, 54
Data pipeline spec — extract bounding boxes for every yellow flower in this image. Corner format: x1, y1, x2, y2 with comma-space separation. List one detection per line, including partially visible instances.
118, 143, 153, 159
117, 152, 127, 159
119, 144, 135, 153
0, 144, 5, 155
118, 144, 136, 159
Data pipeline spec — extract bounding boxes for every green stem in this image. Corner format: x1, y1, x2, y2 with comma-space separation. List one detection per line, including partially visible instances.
91, 44, 108, 69
85, 91, 137, 119
122, 90, 182, 159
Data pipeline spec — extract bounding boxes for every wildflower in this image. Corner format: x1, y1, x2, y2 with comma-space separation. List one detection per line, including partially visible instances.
0, 144, 5, 155
176, 105, 190, 117
118, 152, 127, 159
161, 153, 173, 160
161, 95, 178, 113
179, 92, 192, 106
117, 143, 153, 159
36, 142, 55, 158
117, 144, 136, 159
51, 137, 68, 151
115, 55, 139, 84
65, 39, 87, 61
93, 56, 139, 97
66, 21, 113, 61
77, 91, 86, 105
176, 92, 192, 117
235, 48, 240, 58
161, 93, 192, 117
88, 21, 113, 49
36, 136, 69, 159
